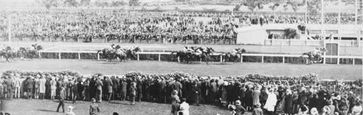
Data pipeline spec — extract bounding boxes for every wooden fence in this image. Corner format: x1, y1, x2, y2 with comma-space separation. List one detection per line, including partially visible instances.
36, 50, 363, 65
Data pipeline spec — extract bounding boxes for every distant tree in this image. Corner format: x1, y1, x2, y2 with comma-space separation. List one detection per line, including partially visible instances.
80, 0, 91, 6
233, 4, 241, 11
284, 28, 298, 39
285, 0, 305, 13
129, 0, 140, 6
64, 0, 79, 7
241, 0, 266, 12
38, 0, 58, 9
307, 0, 321, 15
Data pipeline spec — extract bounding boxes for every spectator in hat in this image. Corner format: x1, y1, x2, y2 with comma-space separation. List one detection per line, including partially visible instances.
234, 100, 246, 115
39, 76, 46, 99
56, 87, 65, 113
179, 98, 190, 115
252, 103, 263, 115
89, 98, 100, 115
65, 106, 75, 115
351, 101, 362, 115
171, 90, 180, 115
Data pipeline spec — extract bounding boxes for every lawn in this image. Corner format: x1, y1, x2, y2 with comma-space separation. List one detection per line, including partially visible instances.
2, 99, 230, 115
0, 59, 361, 80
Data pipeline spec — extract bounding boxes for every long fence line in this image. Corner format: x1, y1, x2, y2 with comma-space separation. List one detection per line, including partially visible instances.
36, 50, 363, 65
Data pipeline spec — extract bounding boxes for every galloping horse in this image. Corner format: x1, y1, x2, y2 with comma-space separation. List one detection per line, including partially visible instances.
0, 46, 16, 62
173, 47, 215, 64
221, 48, 246, 62
18, 44, 43, 59
97, 45, 141, 62
301, 48, 327, 64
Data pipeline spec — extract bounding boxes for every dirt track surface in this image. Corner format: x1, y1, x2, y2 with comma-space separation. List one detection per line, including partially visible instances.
0, 59, 361, 80
1, 42, 362, 56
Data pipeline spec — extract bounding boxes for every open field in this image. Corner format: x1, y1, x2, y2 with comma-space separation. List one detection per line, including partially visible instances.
0, 59, 361, 80
2, 99, 230, 115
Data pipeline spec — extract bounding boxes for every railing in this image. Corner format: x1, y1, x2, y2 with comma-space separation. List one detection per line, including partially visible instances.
36, 50, 363, 65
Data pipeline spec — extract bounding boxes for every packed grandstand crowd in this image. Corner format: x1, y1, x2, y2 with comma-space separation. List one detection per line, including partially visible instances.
0, 70, 362, 115
0, 10, 360, 43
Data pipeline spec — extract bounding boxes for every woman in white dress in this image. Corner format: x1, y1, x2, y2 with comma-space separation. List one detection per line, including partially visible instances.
263, 88, 277, 114
179, 98, 189, 115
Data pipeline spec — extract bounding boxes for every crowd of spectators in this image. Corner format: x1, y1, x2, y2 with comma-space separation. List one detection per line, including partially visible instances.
0, 70, 362, 115
0, 9, 360, 43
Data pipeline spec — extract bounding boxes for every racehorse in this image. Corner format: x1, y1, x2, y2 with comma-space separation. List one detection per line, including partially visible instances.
17, 44, 43, 59
171, 51, 191, 63
173, 47, 215, 64
301, 48, 327, 64
221, 48, 246, 62
97, 45, 141, 62
200, 47, 215, 64
0, 46, 16, 62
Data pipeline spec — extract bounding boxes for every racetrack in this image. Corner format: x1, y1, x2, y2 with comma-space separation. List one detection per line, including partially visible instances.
1, 59, 361, 80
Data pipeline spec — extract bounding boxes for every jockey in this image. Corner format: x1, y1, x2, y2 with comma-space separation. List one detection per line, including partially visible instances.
312, 48, 320, 56
195, 48, 203, 55
183, 46, 189, 52
232, 48, 239, 55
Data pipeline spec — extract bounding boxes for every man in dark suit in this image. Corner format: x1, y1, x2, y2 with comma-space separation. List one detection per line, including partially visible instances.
111, 76, 119, 100
95, 78, 103, 102
120, 78, 127, 101
56, 87, 65, 112
26, 77, 34, 99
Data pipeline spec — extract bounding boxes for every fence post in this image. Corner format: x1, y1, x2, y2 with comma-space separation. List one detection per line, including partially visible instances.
158, 54, 161, 61
97, 53, 100, 60
137, 54, 140, 61
282, 56, 285, 64
220, 55, 223, 63
240, 54, 243, 63
323, 57, 326, 64
337, 57, 340, 65
38, 52, 41, 59
78, 52, 81, 60
58, 52, 61, 60
261, 56, 264, 63
352, 58, 355, 65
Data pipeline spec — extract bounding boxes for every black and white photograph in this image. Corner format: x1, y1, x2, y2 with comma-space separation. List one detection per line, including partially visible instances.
0, 0, 362, 115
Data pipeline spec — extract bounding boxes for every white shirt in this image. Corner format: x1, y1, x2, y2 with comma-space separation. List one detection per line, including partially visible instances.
352, 105, 362, 115
179, 102, 190, 115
